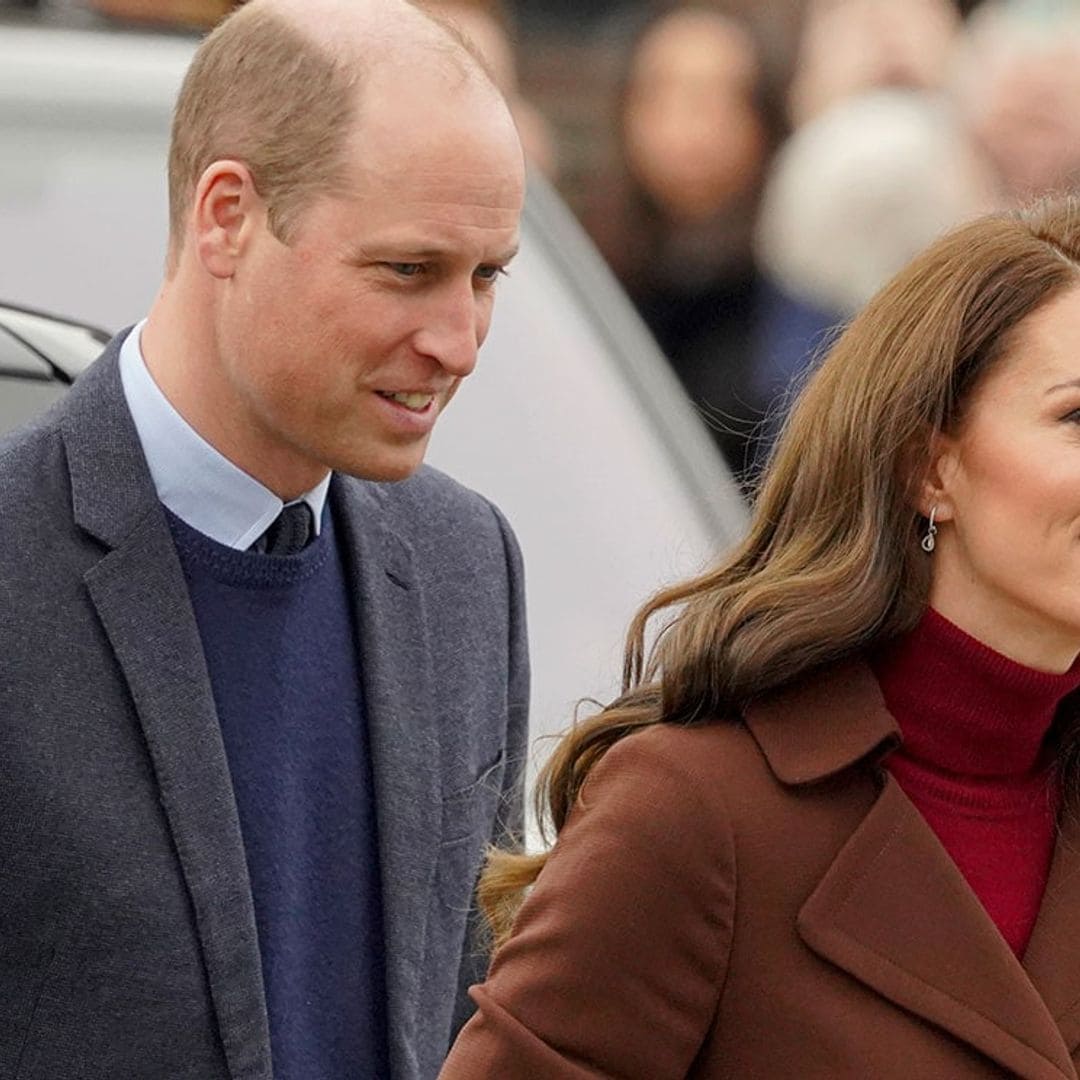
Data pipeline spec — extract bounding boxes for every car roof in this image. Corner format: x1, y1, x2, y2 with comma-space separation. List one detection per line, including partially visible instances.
0, 300, 109, 382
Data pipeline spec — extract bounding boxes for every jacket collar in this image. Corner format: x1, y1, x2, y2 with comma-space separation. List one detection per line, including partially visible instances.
329, 474, 442, 1077
62, 329, 162, 549
744, 659, 900, 786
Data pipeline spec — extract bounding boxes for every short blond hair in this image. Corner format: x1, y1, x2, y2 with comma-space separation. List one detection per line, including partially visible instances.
167, 4, 357, 262
167, 0, 493, 266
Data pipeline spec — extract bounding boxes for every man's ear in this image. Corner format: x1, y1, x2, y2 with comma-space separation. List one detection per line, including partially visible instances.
191, 160, 262, 279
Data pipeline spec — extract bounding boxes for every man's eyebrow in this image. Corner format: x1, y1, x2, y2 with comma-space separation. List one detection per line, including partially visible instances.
354, 242, 520, 263
402, 244, 520, 263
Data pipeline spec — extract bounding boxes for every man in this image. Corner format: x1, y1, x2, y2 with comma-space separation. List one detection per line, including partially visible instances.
0, 1, 528, 1077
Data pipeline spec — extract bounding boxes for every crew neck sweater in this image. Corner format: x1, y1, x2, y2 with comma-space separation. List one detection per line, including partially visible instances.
871, 608, 1080, 957
166, 507, 388, 1079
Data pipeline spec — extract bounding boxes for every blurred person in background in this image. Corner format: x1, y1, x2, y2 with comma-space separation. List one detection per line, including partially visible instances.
955, 0, 1080, 201
787, 0, 961, 127
85, 0, 234, 28
420, 0, 560, 179
741, 0, 980, 473
443, 195, 1080, 1079
752, 90, 999, 464
583, 1, 782, 489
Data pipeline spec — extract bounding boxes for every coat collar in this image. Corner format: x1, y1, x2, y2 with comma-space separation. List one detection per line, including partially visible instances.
1021, 803, 1080, 1054
798, 775, 1076, 1079
62, 330, 163, 548
744, 659, 900, 786
745, 657, 1080, 1078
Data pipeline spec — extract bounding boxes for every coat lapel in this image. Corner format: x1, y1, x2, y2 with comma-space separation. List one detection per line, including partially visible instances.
796, 776, 1075, 1079
1024, 804, 1080, 1056
332, 476, 441, 1079
748, 662, 1076, 1080
62, 348, 272, 1080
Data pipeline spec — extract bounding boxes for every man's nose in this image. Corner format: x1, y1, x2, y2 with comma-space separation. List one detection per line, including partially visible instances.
414, 285, 482, 378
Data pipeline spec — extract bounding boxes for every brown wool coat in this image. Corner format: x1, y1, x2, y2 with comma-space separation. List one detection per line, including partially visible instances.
440, 662, 1080, 1079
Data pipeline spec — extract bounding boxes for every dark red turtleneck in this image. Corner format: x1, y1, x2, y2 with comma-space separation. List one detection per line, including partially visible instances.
871, 607, 1080, 957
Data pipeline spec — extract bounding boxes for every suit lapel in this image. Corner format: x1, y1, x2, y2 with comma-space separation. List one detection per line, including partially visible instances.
797, 775, 1075, 1079
1024, 804, 1080, 1055
332, 477, 441, 1078
62, 348, 272, 1080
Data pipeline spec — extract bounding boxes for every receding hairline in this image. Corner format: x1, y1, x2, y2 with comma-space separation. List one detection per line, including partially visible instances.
165, 0, 508, 266
246, 0, 500, 90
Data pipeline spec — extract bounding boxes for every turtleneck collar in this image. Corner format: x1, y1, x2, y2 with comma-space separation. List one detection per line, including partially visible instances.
870, 607, 1080, 777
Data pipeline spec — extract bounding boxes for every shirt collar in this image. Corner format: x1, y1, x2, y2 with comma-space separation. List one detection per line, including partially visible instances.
118, 320, 330, 550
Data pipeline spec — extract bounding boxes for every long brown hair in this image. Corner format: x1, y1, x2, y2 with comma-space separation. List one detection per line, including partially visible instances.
481, 195, 1080, 946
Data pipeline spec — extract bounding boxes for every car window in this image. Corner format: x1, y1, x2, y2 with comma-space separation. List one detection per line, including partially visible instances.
0, 323, 69, 435
0, 324, 53, 379
0, 379, 67, 434
0, 306, 107, 382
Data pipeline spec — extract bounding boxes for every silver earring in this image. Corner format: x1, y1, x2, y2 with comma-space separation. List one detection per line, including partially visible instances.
921, 506, 938, 554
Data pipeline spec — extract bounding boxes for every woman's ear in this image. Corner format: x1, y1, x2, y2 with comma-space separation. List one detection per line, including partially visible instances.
915, 428, 959, 523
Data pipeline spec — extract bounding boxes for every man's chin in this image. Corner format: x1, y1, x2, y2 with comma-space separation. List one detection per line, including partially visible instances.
335, 449, 429, 484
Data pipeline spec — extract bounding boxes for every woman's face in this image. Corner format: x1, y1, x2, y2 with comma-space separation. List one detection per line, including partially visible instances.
928, 284, 1080, 672
622, 10, 767, 222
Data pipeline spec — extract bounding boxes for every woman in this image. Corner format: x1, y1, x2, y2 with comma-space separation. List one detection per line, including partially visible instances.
581, 2, 781, 487
441, 197, 1080, 1078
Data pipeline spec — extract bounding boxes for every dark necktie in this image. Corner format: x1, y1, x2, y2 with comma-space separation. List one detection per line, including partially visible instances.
255, 502, 314, 556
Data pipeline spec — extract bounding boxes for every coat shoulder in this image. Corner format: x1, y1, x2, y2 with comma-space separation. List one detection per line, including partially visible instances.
344, 463, 521, 572
0, 406, 73, 542
591, 718, 779, 808
377, 463, 511, 536
583, 712, 880, 859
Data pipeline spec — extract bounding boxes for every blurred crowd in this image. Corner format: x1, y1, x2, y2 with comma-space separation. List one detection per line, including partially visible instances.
505, 0, 1080, 491
10, 0, 1080, 490
557, 0, 1080, 489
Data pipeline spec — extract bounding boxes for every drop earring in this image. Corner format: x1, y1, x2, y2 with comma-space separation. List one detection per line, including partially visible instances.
921, 506, 938, 554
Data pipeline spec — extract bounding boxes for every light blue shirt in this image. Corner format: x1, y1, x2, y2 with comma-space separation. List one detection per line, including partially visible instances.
118, 321, 330, 550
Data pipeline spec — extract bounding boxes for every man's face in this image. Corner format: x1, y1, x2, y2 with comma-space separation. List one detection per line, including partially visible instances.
214, 75, 524, 493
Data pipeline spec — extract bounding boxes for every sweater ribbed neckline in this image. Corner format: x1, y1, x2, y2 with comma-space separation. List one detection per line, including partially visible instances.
165, 505, 332, 588
871, 607, 1080, 783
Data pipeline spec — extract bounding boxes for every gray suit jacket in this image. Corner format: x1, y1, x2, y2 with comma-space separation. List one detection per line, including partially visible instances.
0, 335, 529, 1080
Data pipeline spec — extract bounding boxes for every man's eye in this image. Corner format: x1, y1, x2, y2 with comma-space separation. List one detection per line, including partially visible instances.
475, 265, 508, 283
386, 263, 424, 277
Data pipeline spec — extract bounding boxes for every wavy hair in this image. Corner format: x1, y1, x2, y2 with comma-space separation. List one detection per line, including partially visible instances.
480, 195, 1080, 946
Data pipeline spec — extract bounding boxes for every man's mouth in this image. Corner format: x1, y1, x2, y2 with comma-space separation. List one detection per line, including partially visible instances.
378, 391, 436, 412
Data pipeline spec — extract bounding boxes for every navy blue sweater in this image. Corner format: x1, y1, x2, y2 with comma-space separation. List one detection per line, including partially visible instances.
168, 507, 388, 1079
